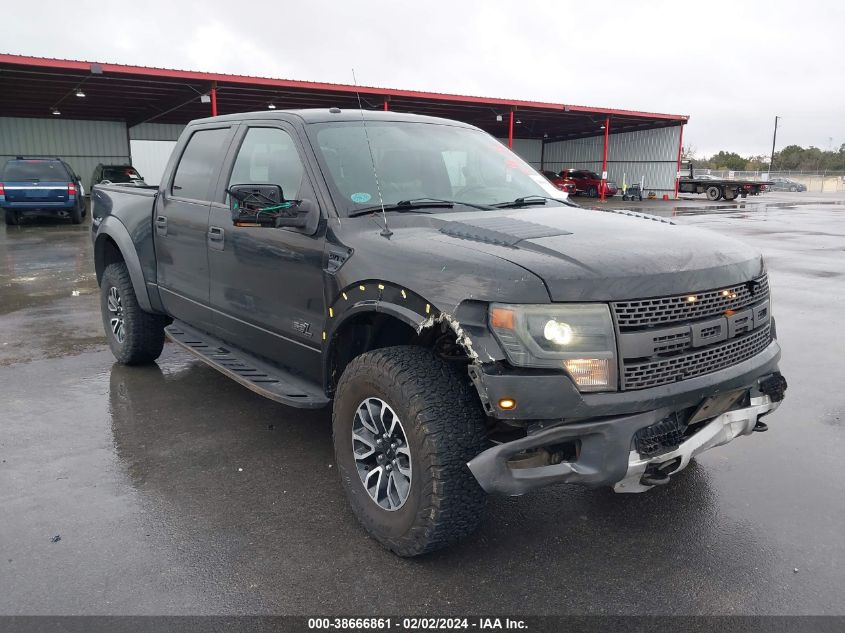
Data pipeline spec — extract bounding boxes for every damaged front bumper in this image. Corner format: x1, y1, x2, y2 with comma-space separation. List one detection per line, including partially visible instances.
466, 372, 785, 496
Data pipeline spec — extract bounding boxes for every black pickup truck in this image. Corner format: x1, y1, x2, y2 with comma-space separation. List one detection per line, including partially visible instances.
91, 109, 787, 556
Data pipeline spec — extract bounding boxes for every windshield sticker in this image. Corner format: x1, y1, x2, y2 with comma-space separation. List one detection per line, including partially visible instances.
351, 192, 372, 203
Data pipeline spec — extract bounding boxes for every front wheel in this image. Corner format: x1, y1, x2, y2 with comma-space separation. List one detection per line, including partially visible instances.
333, 346, 488, 557
588, 186, 598, 198
789, 186, 797, 192
100, 262, 168, 364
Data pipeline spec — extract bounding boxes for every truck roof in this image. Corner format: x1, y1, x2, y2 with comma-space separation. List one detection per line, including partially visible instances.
190, 108, 480, 129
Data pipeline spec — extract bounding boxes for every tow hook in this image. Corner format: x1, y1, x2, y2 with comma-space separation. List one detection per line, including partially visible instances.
640, 456, 682, 487
759, 373, 788, 402
753, 421, 769, 432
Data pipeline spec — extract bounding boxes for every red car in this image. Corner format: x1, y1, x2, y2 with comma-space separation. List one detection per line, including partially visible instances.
541, 170, 576, 194
560, 169, 618, 198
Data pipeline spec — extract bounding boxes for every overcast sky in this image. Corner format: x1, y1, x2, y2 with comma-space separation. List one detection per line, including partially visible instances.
3, 0, 842, 157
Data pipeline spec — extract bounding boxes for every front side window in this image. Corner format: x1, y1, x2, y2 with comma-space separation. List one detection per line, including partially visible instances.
171, 127, 230, 201
228, 127, 305, 201
311, 121, 563, 215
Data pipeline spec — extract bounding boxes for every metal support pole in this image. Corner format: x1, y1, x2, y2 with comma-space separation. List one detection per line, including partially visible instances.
600, 117, 610, 201
540, 139, 546, 171
674, 124, 685, 199
383, 97, 389, 111
508, 110, 514, 149
769, 116, 780, 174
210, 81, 218, 117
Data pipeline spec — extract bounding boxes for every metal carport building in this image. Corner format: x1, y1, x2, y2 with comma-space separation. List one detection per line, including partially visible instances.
0, 54, 688, 196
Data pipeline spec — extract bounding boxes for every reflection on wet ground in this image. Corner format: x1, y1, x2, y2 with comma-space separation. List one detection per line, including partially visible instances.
1, 199, 844, 615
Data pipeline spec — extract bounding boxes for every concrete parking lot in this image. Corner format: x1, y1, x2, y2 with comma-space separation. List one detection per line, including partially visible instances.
1, 193, 844, 615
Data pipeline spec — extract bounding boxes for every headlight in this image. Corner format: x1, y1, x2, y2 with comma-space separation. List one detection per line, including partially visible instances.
489, 303, 617, 392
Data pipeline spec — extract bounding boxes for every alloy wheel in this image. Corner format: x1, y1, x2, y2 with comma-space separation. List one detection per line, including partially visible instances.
107, 286, 125, 344
352, 397, 412, 511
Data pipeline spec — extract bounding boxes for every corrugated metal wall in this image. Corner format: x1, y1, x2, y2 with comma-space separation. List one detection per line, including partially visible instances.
542, 126, 682, 192
0, 117, 130, 187
128, 123, 186, 141
496, 138, 543, 168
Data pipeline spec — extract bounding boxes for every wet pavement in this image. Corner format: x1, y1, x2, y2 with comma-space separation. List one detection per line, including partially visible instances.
1, 196, 844, 615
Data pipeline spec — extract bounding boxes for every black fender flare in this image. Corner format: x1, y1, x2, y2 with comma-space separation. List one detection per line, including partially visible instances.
322, 281, 437, 389
323, 280, 435, 344
94, 216, 153, 313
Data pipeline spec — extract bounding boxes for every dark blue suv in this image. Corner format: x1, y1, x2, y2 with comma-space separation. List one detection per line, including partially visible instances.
1, 157, 86, 225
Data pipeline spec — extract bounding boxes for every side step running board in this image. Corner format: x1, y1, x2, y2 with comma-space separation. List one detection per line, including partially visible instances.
165, 321, 329, 409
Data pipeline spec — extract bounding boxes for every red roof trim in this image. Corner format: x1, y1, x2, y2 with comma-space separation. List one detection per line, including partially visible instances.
0, 54, 689, 122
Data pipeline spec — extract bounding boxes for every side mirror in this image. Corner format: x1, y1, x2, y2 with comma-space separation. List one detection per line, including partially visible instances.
227, 184, 315, 229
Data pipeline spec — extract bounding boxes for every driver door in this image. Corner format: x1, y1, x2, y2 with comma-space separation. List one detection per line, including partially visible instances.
207, 123, 326, 382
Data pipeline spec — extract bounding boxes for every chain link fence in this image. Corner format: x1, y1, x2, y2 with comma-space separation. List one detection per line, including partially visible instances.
695, 169, 845, 192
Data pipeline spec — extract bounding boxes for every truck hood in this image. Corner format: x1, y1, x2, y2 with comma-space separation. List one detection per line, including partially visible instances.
421, 206, 765, 302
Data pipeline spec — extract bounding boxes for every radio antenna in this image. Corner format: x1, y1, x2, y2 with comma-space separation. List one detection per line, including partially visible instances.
351, 68, 392, 238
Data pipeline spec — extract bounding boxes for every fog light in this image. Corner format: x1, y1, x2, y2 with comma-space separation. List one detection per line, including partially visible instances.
564, 358, 611, 390
498, 398, 517, 410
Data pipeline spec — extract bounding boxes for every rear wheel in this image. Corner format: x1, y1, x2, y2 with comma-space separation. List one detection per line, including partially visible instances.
100, 262, 168, 364
4, 210, 19, 226
333, 346, 488, 557
789, 186, 797, 192
706, 185, 722, 201
70, 197, 84, 224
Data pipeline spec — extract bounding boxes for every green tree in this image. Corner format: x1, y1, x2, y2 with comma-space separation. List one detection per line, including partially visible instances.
709, 151, 747, 171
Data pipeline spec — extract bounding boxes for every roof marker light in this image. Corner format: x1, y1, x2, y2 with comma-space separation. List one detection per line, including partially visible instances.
75, 90, 86, 98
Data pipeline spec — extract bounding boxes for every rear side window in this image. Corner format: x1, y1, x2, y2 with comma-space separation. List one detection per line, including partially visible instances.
2, 160, 69, 182
171, 128, 230, 201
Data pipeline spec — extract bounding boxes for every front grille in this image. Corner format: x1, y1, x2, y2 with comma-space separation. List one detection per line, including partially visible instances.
634, 413, 688, 458
622, 325, 772, 390
612, 274, 769, 331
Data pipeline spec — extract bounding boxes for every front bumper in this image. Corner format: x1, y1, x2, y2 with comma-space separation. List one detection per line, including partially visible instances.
467, 371, 785, 496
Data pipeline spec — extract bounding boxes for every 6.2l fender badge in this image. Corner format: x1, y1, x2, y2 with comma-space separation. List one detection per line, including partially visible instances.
292, 320, 313, 337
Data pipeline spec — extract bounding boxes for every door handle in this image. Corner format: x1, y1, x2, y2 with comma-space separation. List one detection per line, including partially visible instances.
207, 226, 225, 250
155, 215, 168, 236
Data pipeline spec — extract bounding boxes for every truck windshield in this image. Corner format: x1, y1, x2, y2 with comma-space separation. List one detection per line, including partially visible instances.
2, 160, 69, 182
311, 121, 565, 215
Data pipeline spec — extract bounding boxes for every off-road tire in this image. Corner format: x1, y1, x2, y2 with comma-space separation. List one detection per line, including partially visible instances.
100, 262, 167, 364
333, 346, 488, 557
4, 210, 20, 225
